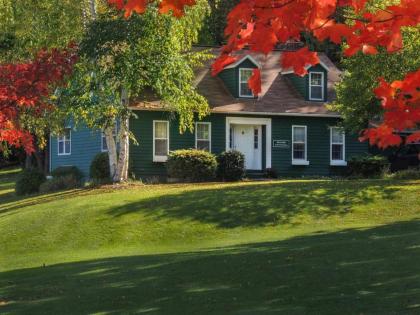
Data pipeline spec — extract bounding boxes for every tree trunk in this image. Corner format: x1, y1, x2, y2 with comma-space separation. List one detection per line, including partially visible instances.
104, 127, 118, 181
113, 117, 129, 182
89, 0, 97, 19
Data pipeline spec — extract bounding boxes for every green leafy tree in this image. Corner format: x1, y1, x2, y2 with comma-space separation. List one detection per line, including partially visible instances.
198, 0, 239, 45
60, 4, 210, 182
330, 28, 420, 133
0, 0, 105, 171
0, 0, 99, 61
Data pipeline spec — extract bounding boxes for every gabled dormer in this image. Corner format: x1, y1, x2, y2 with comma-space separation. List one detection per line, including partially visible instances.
217, 55, 260, 99
282, 63, 329, 102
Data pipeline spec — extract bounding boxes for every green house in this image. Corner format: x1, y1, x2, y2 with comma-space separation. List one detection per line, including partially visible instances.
50, 47, 368, 179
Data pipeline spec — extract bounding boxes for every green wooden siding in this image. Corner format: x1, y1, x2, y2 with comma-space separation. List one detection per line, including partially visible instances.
218, 58, 258, 98
271, 116, 366, 176
285, 64, 328, 101
129, 111, 368, 179
129, 111, 226, 177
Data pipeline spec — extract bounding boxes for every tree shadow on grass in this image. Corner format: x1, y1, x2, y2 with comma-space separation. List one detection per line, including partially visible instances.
2, 219, 420, 314
107, 180, 402, 228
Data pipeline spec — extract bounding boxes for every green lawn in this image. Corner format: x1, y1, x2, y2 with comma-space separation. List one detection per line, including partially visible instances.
1, 168, 420, 314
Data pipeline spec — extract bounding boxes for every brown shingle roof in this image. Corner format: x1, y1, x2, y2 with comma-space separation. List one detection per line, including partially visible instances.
130, 47, 341, 117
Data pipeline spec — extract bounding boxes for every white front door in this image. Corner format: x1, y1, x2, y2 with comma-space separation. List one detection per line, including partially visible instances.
232, 124, 262, 170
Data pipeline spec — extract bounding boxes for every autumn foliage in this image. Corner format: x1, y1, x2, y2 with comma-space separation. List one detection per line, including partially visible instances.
0, 46, 78, 153
109, 0, 419, 148
361, 69, 420, 148
108, 0, 196, 17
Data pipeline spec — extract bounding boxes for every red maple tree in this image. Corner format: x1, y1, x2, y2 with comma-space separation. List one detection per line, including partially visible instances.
0, 45, 78, 154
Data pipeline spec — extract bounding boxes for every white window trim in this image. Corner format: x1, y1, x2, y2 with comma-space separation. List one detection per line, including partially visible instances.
101, 132, 108, 152
330, 127, 347, 166
309, 72, 325, 101
153, 120, 169, 163
57, 128, 71, 156
292, 125, 309, 165
195, 122, 211, 152
239, 68, 255, 98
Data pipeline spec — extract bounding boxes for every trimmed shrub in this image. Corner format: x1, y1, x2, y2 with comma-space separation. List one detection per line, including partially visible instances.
166, 149, 217, 182
347, 155, 389, 178
217, 150, 245, 181
51, 166, 84, 185
90, 152, 111, 184
39, 175, 80, 193
15, 168, 46, 195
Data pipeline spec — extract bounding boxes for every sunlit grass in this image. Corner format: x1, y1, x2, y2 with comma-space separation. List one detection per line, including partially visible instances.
1, 168, 420, 314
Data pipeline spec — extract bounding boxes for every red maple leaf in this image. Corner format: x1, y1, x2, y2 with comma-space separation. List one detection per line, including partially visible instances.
159, 0, 196, 17
248, 69, 262, 96
281, 47, 320, 76
211, 54, 238, 76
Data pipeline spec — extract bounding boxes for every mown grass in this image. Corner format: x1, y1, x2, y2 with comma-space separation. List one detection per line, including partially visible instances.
1, 168, 420, 314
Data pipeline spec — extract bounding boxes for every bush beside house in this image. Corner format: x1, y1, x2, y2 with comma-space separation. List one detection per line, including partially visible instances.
39, 175, 81, 193
167, 149, 217, 182
90, 153, 111, 184
51, 166, 84, 185
217, 150, 245, 181
39, 166, 85, 193
15, 168, 46, 195
347, 155, 389, 178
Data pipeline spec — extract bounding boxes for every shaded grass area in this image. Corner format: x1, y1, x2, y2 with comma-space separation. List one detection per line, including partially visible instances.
1, 168, 420, 314
1, 220, 420, 314
108, 180, 401, 227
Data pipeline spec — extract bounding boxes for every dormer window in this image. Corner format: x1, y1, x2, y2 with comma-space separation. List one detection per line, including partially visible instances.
239, 68, 254, 98
309, 72, 324, 101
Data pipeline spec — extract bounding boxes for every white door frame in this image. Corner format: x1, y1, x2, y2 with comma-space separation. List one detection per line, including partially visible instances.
226, 116, 272, 168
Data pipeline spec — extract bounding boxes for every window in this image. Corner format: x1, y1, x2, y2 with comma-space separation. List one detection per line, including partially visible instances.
330, 127, 346, 166
153, 120, 169, 162
292, 125, 309, 165
239, 68, 254, 97
254, 127, 259, 149
309, 72, 324, 101
195, 122, 211, 152
101, 126, 117, 152
58, 128, 71, 155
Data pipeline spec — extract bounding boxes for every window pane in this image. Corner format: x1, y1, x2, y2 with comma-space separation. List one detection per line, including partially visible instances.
197, 124, 209, 140
293, 127, 305, 142
311, 86, 323, 100
311, 73, 322, 86
197, 140, 210, 151
240, 69, 253, 96
155, 122, 167, 138
254, 128, 258, 149
65, 140, 71, 154
240, 69, 253, 82
293, 143, 305, 160
332, 128, 344, 143
58, 141, 64, 154
240, 83, 253, 96
102, 134, 108, 151
332, 144, 343, 160
155, 139, 168, 156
